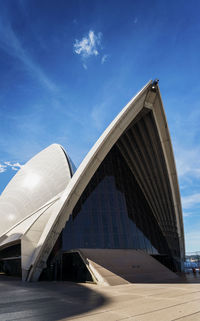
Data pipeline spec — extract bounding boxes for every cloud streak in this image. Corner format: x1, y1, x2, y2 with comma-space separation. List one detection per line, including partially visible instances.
0, 14, 57, 92
0, 161, 23, 173
101, 54, 109, 64
182, 193, 200, 210
182, 211, 193, 217
0, 164, 7, 173
175, 146, 200, 179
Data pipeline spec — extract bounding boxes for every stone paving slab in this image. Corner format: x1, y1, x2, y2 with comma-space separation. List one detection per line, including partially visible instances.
175, 312, 200, 320
0, 275, 200, 321
125, 300, 200, 321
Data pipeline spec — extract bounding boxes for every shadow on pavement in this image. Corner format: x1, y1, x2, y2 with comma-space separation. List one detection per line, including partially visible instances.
0, 275, 110, 321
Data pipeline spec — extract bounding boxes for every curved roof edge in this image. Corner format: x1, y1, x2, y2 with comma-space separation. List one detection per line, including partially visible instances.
153, 87, 185, 257
25, 81, 184, 281
59, 144, 75, 176
0, 192, 62, 249
0, 143, 72, 238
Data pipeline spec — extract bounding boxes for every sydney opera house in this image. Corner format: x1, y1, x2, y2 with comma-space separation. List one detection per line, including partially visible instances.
0, 81, 185, 285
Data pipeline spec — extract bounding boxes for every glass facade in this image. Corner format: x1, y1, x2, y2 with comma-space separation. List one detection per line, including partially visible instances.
0, 244, 21, 276
62, 145, 172, 257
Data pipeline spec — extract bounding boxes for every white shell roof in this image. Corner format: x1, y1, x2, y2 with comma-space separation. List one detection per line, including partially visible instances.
0, 144, 72, 237
26, 81, 185, 281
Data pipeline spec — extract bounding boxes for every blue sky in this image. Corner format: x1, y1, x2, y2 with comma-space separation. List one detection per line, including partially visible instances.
0, 0, 200, 252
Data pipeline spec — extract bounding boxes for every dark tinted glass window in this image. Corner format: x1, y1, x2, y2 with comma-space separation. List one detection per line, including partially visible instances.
62, 145, 171, 256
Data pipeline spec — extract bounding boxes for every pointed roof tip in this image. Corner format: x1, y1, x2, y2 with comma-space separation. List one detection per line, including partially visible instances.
49, 143, 62, 148
151, 78, 159, 92
48, 143, 66, 152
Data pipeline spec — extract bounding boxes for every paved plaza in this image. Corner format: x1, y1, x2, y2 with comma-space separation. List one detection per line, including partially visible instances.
0, 274, 200, 321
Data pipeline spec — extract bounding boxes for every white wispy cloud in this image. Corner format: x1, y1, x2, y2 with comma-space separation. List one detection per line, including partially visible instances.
171, 107, 200, 226
11, 162, 23, 171
74, 30, 102, 58
91, 104, 106, 131
90, 95, 114, 131
0, 164, 7, 173
175, 146, 200, 179
74, 30, 109, 69
4, 162, 11, 166
0, 14, 57, 92
101, 54, 109, 64
182, 211, 193, 217
11, 167, 19, 171
182, 193, 200, 210
0, 161, 23, 174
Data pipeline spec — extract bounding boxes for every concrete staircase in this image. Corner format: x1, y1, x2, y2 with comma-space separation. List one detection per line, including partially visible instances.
77, 249, 179, 286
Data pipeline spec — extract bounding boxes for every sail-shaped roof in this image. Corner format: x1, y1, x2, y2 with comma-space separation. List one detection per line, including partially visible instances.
22, 80, 185, 281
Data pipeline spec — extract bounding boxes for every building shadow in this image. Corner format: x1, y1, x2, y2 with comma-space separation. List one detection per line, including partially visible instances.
0, 275, 110, 321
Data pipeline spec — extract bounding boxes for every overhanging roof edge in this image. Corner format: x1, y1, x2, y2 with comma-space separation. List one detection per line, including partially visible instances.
153, 86, 185, 255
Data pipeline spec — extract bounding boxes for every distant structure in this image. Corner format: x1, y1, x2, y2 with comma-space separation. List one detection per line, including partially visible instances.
0, 81, 185, 285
